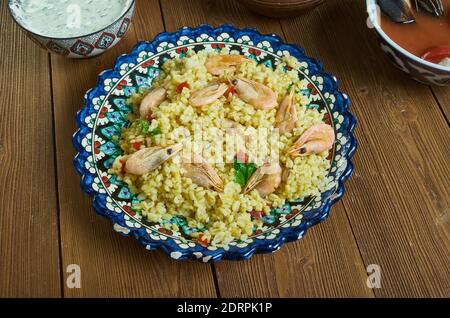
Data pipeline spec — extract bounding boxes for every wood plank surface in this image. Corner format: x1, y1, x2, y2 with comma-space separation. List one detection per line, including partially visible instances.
161, 0, 375, 298
0, 2, 61, 297
50, 0, 216, 298
279, 0, 449, 297
431, 87, 450, 122
2, 0, 448, 298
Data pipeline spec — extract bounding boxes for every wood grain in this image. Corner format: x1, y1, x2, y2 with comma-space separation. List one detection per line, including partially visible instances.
50, 0, 216, 297
161, 0, 374, 298
279, 0, 450, 297
2, 0, 448, 298
431, 87, 450, 122
0, 2, 61, 297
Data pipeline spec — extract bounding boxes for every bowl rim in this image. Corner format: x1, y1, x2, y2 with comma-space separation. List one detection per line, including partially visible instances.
7, 0, 136, 40
366, 0, 450, 72
72, 24, 357, 262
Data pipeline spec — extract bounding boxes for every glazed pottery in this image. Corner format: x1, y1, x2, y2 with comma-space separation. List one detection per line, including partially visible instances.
74, 24, 357, 262
366, 0, 450, 85
7, 0, 136, 58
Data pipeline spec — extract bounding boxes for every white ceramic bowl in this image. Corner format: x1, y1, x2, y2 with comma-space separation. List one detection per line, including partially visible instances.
8, 0, 136, 58
366, 0, 450, 85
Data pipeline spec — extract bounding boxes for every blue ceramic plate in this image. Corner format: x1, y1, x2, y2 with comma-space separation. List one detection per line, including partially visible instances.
73, 24, 357, 262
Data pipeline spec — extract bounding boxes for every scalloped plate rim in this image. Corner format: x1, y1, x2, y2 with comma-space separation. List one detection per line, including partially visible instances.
72, 24, 357, 262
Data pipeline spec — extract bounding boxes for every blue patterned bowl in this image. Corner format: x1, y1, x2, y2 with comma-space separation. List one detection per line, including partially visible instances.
73, 24, 357, 262
8, 0, 135, 58
366, 0, 450, 86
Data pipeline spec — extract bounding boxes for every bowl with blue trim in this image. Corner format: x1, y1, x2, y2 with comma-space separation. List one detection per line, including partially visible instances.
366, 0, 450, 86
73, 24, 357, 262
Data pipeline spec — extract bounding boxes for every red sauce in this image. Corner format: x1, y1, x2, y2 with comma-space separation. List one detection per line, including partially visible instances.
380, 0, 450, 60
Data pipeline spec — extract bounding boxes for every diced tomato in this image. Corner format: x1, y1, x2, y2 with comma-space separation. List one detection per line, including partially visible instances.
132, 142, 142, 150
224, 86, 236, 97
421, 46, 450, 64
176, 81, 190, 93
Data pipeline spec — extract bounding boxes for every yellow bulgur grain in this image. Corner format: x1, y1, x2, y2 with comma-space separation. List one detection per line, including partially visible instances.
109, 50, 332, 247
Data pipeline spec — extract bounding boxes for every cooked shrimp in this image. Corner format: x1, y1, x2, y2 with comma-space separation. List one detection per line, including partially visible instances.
125, 143, 183, 175
139, 87, 166, 119
243, 162, 282, 198
287, 123, 335, 157
275, 90, 298, 134
182, 154, 224, 192
205, 54, 251, 76
231, 78, 278, 110
189, 83, 229, 107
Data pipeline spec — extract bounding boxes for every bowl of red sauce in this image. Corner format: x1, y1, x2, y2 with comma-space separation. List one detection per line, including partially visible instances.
367, 0, 450, 85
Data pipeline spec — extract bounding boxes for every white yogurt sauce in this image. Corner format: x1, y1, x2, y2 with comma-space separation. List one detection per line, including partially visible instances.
9, 0, 132, 38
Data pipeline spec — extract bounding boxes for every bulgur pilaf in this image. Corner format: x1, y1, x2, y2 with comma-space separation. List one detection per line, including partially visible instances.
110, 49, 334, 247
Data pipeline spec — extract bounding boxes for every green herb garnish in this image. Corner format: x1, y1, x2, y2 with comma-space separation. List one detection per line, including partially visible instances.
135, 119, 161, 136
135, 119, 150, 133
233, 159, 257, 188
149, 127, 162, 136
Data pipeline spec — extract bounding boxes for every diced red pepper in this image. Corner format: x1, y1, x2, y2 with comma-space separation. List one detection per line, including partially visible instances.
421, 46, 450, 64
132, 142, 142, 151
224, 86, 236, 97
176, 81, 190, 93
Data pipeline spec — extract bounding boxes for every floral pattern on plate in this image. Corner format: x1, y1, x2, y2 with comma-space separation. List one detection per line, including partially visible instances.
73, 24, 357, 262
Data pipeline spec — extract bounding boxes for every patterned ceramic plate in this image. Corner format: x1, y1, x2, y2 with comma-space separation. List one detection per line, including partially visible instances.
73, 24, 357, 262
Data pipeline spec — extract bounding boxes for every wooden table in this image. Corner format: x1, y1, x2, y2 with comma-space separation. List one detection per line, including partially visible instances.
1, 0, 449, 298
